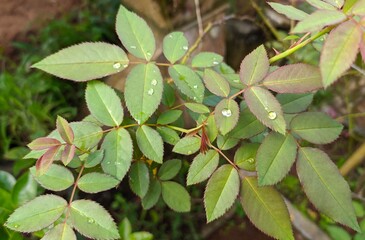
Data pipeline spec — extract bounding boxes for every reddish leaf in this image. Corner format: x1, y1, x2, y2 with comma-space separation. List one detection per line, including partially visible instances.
61, 144, 76, 166
320, 21, 362, 87
240, 45, 269, 86
56, 116, 74, 144
28, 137, 62, 150
36, 146, 61, 175
263, 64, 322, 93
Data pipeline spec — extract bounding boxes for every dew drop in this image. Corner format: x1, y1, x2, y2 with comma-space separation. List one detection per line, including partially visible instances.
221, 108, 232, 117
182, 46, 188, 50
187, 150, 192, 154
193, 85, 198, 89
148, 88, 154, 95
213, 61, 219, 65
14, 224, 19, 228
268, 111, 277, 120
168, 34, 173, 38
130, 45, 137, 49
88, 218, 95, 224
113, 62, 121, 69
247, 158, 255, 164
151, 79, 158, 86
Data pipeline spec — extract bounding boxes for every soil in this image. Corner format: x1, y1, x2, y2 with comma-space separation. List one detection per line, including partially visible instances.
0, 0, 80, 52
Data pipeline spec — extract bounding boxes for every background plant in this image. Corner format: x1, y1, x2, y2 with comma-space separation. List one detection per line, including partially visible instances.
4, 1, 365, 239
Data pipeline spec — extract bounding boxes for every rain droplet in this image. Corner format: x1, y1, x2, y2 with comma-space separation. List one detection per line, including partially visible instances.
146, 52, 152, 56
268, 111, 277, 120
182, 46, 188, 50
187, 150, 192, 154
113, 63, 121, 69
247, 158, 255, 164
130, 45, 137, 49
168, 34, 173, 38
88, 218, 95, 223
193, 85, 198, 89
233, 79, 239, 83
148, 89, 154, 95
213, 61, 219, 65
107, 161, 111, 164
221, 108, 232, 117
14, 224, 19, 228
123, 64, 128, 68
151, 79, 158, 86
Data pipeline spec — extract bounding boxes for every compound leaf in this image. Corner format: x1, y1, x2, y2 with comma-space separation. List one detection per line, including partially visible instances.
240, 177, 294, 240
32, 42, 128, 82
136, 125, 164, 163
70, 200, 119, 240
125, 63, 163, 124
204, 165, 239, 222
78, 173, 120, 193
5, 194, 67, 232
116, 5, 155, 60
101, 128, 133, 180
42, 224, 76, 240
297, 148, 360, 231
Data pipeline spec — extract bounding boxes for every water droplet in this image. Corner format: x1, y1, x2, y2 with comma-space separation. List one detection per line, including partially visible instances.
14, 224, 19, 228
247, 158, 255, 164
182, 46, 188, 50
107, 161, 111, 164
187, 150, 192, 154
88, 218, 95, 223
146, 52, 152, 56
213, 61, 219, 65
148, 89, 154, 95
123, 64, 128, 68
268, 111, 277, 120
193, 85, 198, 89
130, 45, 137, 49
116, 162, 121, 165
221, 108, 232, 117
168, 34, 173, 38
151, 79, 157, 86
113, 63, 121, 69
233, 79, 239, 83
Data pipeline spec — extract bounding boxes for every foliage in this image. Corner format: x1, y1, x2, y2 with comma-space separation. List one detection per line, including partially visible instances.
4, 1, 365, 239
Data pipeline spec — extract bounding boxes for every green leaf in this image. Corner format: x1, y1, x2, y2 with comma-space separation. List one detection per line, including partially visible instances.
142, 179, 161, 210
85, 80, 123, 127
217, 135, 239, 150
292, 10, 346, 33
263, 64, 322, 93
191, 52, 223, 68
234, 143, 260, 171
244, 86, 286, 134
84, 150, 104, 168
306, 0, 337, 10
32, 42, 128, 82
320, 20, 362, 87
277, 93, 313, 113
136, 126, 164, 163
203, 69, 230, 97
130, 232, 153, 240
326, 225, 351, 240
187, 150, 219, 185
11, 172, 37, 206
168, 64, 205, 102
158, 159, 181, 181
156, 127, 180, 145
240, 177, 294, 240
157, 110, 182, 125
27, 137, 61, 151
239, 45, 269, 86
42, 224, 76, 240
163, 32, 189, 64
172, 136, 200, 155
214, 98, 240, 135
0, 171, 16, 192
71, 122, 103, 151
125, 63, 163, 124
119, 218, 132, 240
204, 164, 239, 222
324, 0, 344, 8
161, 83, 176, 107
290, 112, 343, 144
30, 164, 74, 191
56, 116, 74, 144
205, 115, 218, 142
268, 2, 309, 21
256, 133, 297, 186
343, 0, 359, 13
228, 108, 266, 139
161, 181, 191, 212
70, 199, 120, 239
185, 102, 210, 114
297, 148, 360, 231
101, 128, 133, 180
5, 195, 67, 232
78, 173, 120, 193
116, 5, 155, 61
352, 0, 365, 15
129, 162, 150, 198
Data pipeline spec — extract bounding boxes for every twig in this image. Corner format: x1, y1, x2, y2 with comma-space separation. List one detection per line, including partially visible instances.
340, 142, 365, 176
194, 0, 203, 37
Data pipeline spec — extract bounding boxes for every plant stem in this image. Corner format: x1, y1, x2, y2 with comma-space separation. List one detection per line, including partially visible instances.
269, 27, 331, 64
209, 144, 238, 170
